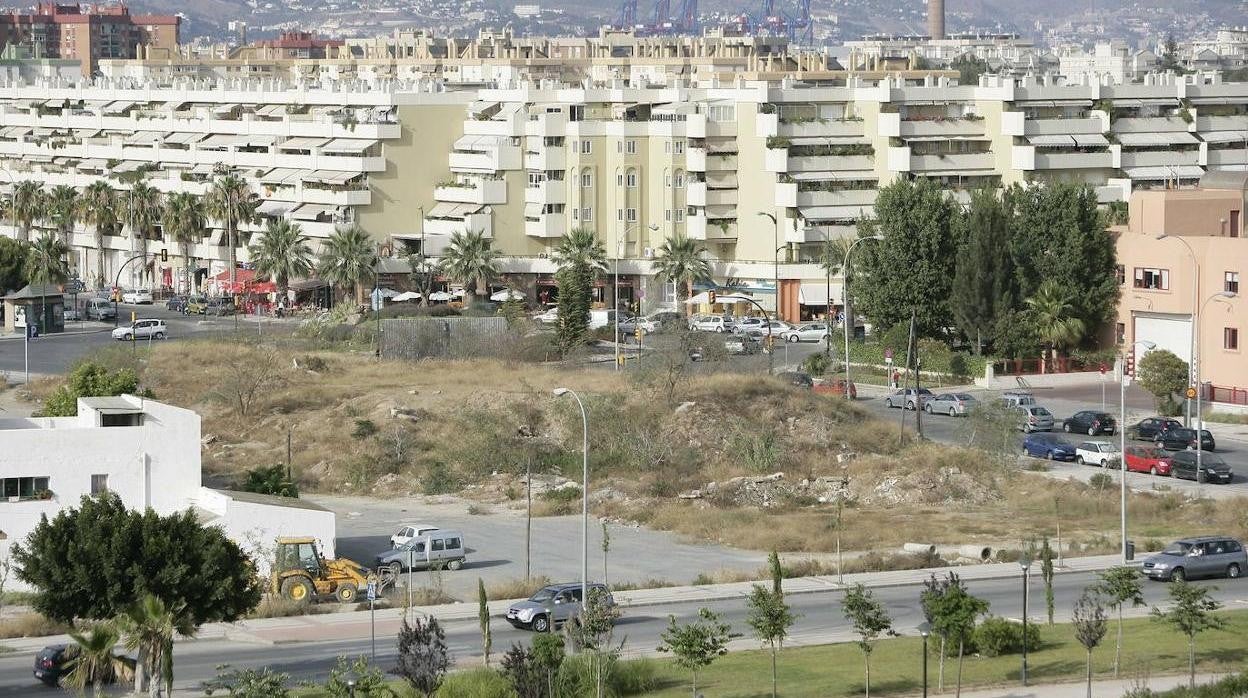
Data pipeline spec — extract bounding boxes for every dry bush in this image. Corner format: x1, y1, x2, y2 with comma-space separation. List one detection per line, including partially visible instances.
0, 612, 71, 639
246, 596, 338, 619
485, 576, 551, 600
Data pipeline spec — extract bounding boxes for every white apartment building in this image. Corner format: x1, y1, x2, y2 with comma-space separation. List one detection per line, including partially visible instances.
0, 396, 337, 591
843, 34, 1055, 76
1057, 41, 1159, 85
1187, 28, 1248, 72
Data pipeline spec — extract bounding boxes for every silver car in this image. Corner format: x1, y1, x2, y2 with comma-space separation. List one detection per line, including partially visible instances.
505, 582, 614, 632
618, 315, 658, 335
924, 393, 977, 416
1017, 405, 1055, 432
1142, 537, 1246, 582
780, 322, 832, 343
744, 320, 793, 338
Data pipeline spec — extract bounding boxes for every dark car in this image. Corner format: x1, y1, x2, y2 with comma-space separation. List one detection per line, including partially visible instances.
34, 645, 69, 686
1128, 417, 1183, 441
165, 295, 189, 313
204, 297, 236, 316
777, 371, 814, 389
1142, 537, 1246, 581
1170, 451, 1233, 483
1022, 432, 1077, 461
1155, 427, 1216, 452
1062, 410, 1116, 436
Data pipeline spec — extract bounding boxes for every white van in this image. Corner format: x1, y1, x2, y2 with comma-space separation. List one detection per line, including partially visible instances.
1001, 391, 1037, 408
375, 529, 466, 574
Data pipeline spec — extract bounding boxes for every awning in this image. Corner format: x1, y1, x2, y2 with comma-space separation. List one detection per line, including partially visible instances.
162, 132, 202, 145
260, 168, 307, 185
32, 127, 55, 137
427, 202, 482, 219
211, 103, 239, 114
101, 100, 135, 115
684, 291, 712, 305
278, 136, 328, 150
321, 138, 377, 153
452, 135, 506, 151
1116, 132, 1198, 147
0, 126, 30, 138
76, 158, 108, 170
242, 134, 277, 148
799, 205, 872, 221
288, 203, 337, 221
124, 131, 162, 146
1201, 131, 1248, 144
798, 283, 838, 305
1027, 134, 1076, 147
190, 163, 217, 175
490, 289, 525, 302
524, 202, 543, 218
903, 135, 991, 142
303, 170, 357, 185
706, 141, 738, 154
790, 170, 878, 181
198, 133, 243, 148
705, 205, 737, 219
392, 291, 423, 302
468, 100, 499, 117
1073, 133, 1109, 147
1123, 165, 1205, 180
706, 173, 738, 188
111, 161, 143, 173
74, 128, 101, 139
255, 104, 286, 117
257, 199, 294, 216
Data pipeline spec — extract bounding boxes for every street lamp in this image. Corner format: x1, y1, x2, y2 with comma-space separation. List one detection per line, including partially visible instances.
553, 387, 589, 607
344, 671, 358, 698
1019, 554, 1031, 686
1120, 339, 1155, 564
842, 235, 884, 397
1196, 291, 1237, 482
917, 622, 931, 698
758, 212, 779, 376
1154, 233, 1199, 426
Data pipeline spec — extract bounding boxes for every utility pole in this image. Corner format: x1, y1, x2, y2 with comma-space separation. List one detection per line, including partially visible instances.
913, 310, 923, 440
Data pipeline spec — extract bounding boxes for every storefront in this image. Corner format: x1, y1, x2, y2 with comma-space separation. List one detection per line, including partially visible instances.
3, 284, 65, 335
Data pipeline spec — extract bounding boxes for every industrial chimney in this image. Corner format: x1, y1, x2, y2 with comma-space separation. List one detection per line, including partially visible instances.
928, 0, 945, 39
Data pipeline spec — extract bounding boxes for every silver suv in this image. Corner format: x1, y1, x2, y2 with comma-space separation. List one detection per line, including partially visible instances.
1142, 537, 1246, 582
505, 582, 614, 632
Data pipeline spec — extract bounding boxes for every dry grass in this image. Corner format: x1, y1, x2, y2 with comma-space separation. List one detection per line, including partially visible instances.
245, 596, 340, 619
0, 613, 71, 639
484, 575, 551, 600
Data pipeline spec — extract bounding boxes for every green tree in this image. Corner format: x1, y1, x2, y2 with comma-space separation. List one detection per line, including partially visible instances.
1094, 566, 1145, 677
46, 184, 78, 259
745, 584, 797, 698
532, 632, 565, 698
240, 464, 298, 498
120, 179, 162, 284
769, 549, 783, 594
478, 577, 492, 666
1152, 579, 1226, 688
950, 54, 990, 85
853, 178, 962, 337
395, 615, 450, 697
163, 192, 206, 293
203, 666, 291, 697
566, 586, 622, 698
652, 234, 710, 316
843, 583, 896, 698
501, 643, 543, 698
8, 179, 44, 243
925, 572, 989, 697
78, 179, 118, 289
1040, 538, 1056, 625
1024, 279, 1086, 362
1137, 349, 1190, 416
657, 607, 736, 697
0, 236, 29, 294
12, 492, 262, 624
439, 229, 499, 301
39, 360, 145, 417
317, 224, 378, 306
117, 593, 195, 697
325, 655, 394, 697
1072, 591, 1109, 698
63, 623, 131, 697
405, 252, 440, 307
249, 219, 313, 303
552, 227, 606, 351
205, 173, 259, 289
951, 188, 1014, 353
23, 233, 69, 333
1160, 33, 1185, 73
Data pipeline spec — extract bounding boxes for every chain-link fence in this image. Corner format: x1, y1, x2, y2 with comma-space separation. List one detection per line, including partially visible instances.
380, 317, 513, 360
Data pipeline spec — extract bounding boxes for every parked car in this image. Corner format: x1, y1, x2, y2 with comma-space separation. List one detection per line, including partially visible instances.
884, 387, 933, 410
534, 307, 559, 325
1124, 446, 1173, 476
1154, 427, 1216, 452
618, 315, 659, 336
1127, 417, 1183, 441
375, 530, 465, 575
780, 322, 832, 343
33, 644, 70, 687
1062, 410, 1117, 436
730, 317, 767, 336
588, 309, 618, 330
1022, 432, 1077, 461
924, 393, 977, 416
813, 378, 858, 399
111, 319, 168, 341
505, 582, 615, 632
84, 298, 117, 321
1075, 441, 1120, 467
744, 320, 794, 338
165, 295, 189, 313
390, 524, 439, 548
1017, 405, 1055, 433
204, 297, 236, 316
724, 335, 760, 355
1170, 451, 1233, 483
121, 288, 153, 304
1142, 537, 1246, 581
689, 314, 730, 333
777, 371, 814, 389
62, 307, 80, 322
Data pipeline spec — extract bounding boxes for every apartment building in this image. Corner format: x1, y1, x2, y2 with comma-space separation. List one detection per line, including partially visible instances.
843, 34, 1055, 76
0, 2, 179, 74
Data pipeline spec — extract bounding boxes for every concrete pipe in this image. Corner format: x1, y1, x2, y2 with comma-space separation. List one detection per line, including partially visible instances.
903, 543, 937, 555
958, 545, 993, 561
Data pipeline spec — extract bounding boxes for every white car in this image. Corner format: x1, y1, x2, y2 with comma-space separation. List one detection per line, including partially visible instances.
1075, 441, 1121, 468
689, 315, 729, 333
731, 317, 767, 336
122, 288, 154, 304
534, 307, 558, 325
780, 322, 832, 343
111, 319, 168, 341
744, 320, 794, 338
391, 524, 439, 548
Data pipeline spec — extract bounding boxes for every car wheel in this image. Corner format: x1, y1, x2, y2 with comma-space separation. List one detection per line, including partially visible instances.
1063, 423, 1072, 433
389, 561, 403, 577
924, 404, 933, 414
906, 400, 915, 410
787, 335, 798, 343
335, 583, 358, 604
1088, 427, 1097, 436
1170, 567, 1186, 582
1155, 441, 1165, 450
1076, 456, 1085, 465
532, 614, 550, 633
1229, 563, 1242, 579
447, 559, 464, 571
716, 327, 725, 333
280, 576, 315, 604
1150, 466, 1158, 476
154, 332, 165, 340
886, 399, 894, 408
123, 333, 132, 341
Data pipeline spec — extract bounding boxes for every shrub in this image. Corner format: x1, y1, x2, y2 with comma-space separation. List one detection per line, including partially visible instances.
1089, 473, 1115, 490
801, 352, 832, 377
972, 616, 1041, 657
435, 668, 514, 698
239, 464, 298, 498
352, 419, 378, 439
38, 361, 148, 417
423, 462, 461, 495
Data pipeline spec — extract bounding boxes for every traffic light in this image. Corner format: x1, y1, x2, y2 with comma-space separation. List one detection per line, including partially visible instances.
1126, 354, 1136, 377
160, 248, 168, 262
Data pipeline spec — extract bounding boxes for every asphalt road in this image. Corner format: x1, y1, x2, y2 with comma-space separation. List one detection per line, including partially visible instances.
1, 571, 1243, 695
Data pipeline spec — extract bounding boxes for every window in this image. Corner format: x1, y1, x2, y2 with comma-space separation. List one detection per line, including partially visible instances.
581, 172, 593, 187
664, 209, 672, 222
431, 538, 445, 551
626, 208, 637, 222
625, 172, 637, 188
675, 140, 685, 154
1115, 264, 1125, 286
674, 171, 685, 188
1225, 327, 1239, 351
91, 474, 108, 494
675, 209, 685, 222
579, 139, 592, 155
664, 141, 670, 154
446, 537, 461, 549
617, 208, 624, 221
665, 174, 672, 187
1133, 267, 1169, 290
572, 208, 579, 221
1226, 271, 1239, 294
2, 476, 50, 500
625, 140, 637, 154
581, 207, 592, 221
1115, 322, 1125, 345
569, 105, 585, 122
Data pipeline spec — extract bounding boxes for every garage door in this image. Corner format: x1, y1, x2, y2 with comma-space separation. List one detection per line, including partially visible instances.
1134, 313, 1193, 365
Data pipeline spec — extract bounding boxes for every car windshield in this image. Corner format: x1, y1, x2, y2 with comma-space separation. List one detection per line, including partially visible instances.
529, 586, 559, 602
1162, 542, 1193, 555
954, 394, 974, 401
1202, 455, 1227, 467
1033, 407, 1052, 417
1199, 430, 1213, 438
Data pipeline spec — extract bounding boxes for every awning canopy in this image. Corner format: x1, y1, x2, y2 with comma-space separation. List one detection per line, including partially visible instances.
490, 289, 525, 302
101, 100, 135, 115
124, 131, 162, 146
427, 202, 482, 218
788, 136, 871, 146
287, 203, 337, 221
1115, 132, 1199, 147
257, 199, 294, 216
705, 205, 737, 219
1073, 133, 1109, 147
321, 138, 377, 154
524, 202, 543, 218
903, 135, 991, 142
198, 133, 243, 148
1027, 134, 1075, 147
452, 135, 505, 151
260, 168, 307, 185
1123, 165, 1205, 180
392, 291, 423, 302
278, 136, 328, 150
162, 132, 202, 145
255, 104, 286, 117
799, 282, 846, 306
706, 173, 738, 188
76, 158, 108, 170
303, 170, 357, 185
1201, 131, 1248, 144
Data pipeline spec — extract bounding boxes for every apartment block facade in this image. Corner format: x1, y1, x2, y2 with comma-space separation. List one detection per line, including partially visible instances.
0, 3, 179, 74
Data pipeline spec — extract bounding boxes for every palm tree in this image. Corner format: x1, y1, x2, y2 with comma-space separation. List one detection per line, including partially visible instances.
440, 229, 498, 300
653, 234, 711, 317
24, 233, 69, 333
205, 174, 258, 289
163, 192, 206, 295
121, 179, 162, 285
1024, 279, 1086, 365
46, 184, 78, 266
551, 228, 607, 349
817, 236, 855, 335
64, 623, 131, 697
8, 180, 43, 243
118, 594, 195, 697
552, 227, 608, 273
317, 224, 377, 306
77, 180, 118, 290
249, 219, 313, 304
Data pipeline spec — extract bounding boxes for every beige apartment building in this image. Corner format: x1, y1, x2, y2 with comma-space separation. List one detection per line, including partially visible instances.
1114, 171, 1248, 403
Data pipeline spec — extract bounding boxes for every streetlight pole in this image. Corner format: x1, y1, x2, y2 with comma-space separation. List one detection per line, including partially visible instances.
1121, 339, 1156, 564
842, 235, 884, 396
758, 212, 779, 376
918, 622, 931, 698
1020, 555, 1031, 687
554, 387, 589, 606
1155, 234, 1199, 426
1196, 291, 1237, 482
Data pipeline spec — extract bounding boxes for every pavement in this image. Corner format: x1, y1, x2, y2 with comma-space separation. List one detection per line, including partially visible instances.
956, 674, 1229, 698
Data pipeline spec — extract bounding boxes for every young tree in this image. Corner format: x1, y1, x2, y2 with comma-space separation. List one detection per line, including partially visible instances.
501, 643, 544, 698
1094, 566, 1146, 677
1024, 280, 1086, 363
567, 586, 622, 698
205, 173, 259, 289
769, 549, 783, 594
325, 655, 393, 697
240, 463, 299, 498
249, 219, 314, 304
317, 224, 378, 306
926, 573, 990, 698
38, 360, 145, 417
552, 227, 607, 352
1072, 591, 1109, 698
1137, 349, 1190, 416
657, 607, 736, 697
919, 574, 949, 692
843, 584, 896, 698
951, 188, 1014, 354
395, 615, 451, 697
745, 584, 797, 698
0, 237, 31, 294
64, 623, 131, 697
1040, 538, 1056, 625
203, 665, 291, 697
1152, 580, 1227, 688
23, 232, 69, 334
405, 252, 439, 307
531, 632, 566, 698
478, 577, 492, 666
601, 522, 611, 588
117, 593, 195, 697
652, 234, 711, 317
439, 229, 498, 301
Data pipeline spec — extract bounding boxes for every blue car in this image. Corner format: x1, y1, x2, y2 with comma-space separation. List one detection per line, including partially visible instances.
1023, 433, 1077, 461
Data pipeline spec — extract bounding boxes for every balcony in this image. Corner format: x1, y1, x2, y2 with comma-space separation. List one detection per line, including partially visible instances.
1023, 117, 1104, 136
464, 114, 525, 138
764, 148, 788, 172
687, 147, 707, 172
910, 152, 995, 173
755, 112, 779, 138
524, 180, 566, 205
435, 179, 507, 205
529, 111, 568, 137
687, 212, 708, 240
1033, 151, 1114, 170
449, 151, 500, 172
775, 182, 797, 207
687, 181, 707, 207
299, 186, 371, 206
525, 213, 567, 239
898, 119, 985, 138
788, 155, 874, 172
1119, 150, 1200, 168
705, 188, 738, 206
795, 189, 877, 208
1197, 115, 1248, 132
704, 154, 737, 171
1208, 148, 1248, 167
425, 210, 493, 238
706, 220, 738, 240
526, 146, 565, 171
778, 120, 866, 139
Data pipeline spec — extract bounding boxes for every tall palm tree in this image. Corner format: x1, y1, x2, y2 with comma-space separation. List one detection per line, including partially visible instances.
440, 229, 498, 300
317, 224, 377, 306
551, 228, 607, 348
46, 184, 77, 266
1024, 279, 1086, 364
205, 174, 258, 289
118, 594, 195, 697
249, 219, 313, 304
653, 234, 711, 317
8, 180, 43, 243
163, 192, 206, 294
24, 233, 69, 333
77, 180, 118, 290
552, 227, 608, 273
121, 179, 162, 285
64, 623, 131, 697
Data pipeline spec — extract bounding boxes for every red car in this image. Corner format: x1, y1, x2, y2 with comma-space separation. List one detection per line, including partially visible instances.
1124, 446, 1172, 476
813, 378, 858, 399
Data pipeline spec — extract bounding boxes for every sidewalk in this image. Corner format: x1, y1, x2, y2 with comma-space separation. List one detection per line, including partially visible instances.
955, 673, 1225, 698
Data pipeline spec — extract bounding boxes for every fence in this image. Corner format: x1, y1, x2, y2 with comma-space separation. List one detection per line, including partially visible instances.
380, 317, 512, 360
1205, 384, 1248, 406
991, 357, 1097, 376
